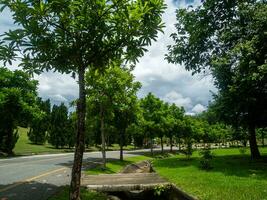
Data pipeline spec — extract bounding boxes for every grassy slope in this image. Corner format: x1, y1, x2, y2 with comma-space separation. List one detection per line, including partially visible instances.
85, 155, 151, 175
153, 147, 267, 200
13, 127, 136, 156
14, 127, 73, 155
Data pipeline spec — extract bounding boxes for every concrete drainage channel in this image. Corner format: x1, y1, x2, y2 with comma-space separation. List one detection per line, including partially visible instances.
101, 184, 197, 200
83, 161, 197, 200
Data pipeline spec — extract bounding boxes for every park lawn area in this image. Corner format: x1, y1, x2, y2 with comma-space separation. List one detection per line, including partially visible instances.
49, 186, 108, 200
153, 147, 267, 200
12, 127, 136, 156
13, 127, 76, 155
85, 155, 151, 175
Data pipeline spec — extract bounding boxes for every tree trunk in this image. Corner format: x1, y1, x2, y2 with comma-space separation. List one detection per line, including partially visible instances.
248, 123, 261, 160
100, 104, 106, 168
170, 136, 173, 153
150, 137, 154, 156
120, 130, 124, 161
70, 68, 86, 200
160, 136, 163, 154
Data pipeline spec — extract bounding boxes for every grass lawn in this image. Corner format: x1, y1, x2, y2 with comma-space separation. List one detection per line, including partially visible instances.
153, 147, 267, 200
48, 187, 108, 200
12, 127, 137, 156
85, 155, 151, 175
13, 127, 75, 155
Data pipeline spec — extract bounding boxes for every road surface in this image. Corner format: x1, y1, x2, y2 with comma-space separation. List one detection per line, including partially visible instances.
0, 150, 146, 200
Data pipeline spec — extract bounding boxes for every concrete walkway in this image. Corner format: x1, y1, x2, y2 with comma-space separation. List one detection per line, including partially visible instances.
82, 173, 169, 191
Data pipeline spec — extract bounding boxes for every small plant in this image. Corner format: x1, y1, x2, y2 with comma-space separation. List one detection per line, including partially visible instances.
153, 184, 170, 196
185, 141, 193, 160
199, 148, 213, 170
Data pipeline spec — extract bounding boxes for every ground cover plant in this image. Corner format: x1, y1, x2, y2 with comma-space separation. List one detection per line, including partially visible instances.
85, 155, 151, 175
49, 187, 107, 200
153, 148, 267, 200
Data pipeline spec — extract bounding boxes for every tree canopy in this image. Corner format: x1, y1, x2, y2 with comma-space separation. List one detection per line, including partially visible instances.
0, 1, 166, 198
0, 67, 38, 154
167, 0, 267, 159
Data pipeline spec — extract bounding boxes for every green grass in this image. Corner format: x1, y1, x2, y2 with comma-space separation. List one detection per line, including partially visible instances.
12, 127, 136, 156
48, 187, 108, 200
85, 155, 151, 175
13, 127, 75, 155
153, 147, 267, 200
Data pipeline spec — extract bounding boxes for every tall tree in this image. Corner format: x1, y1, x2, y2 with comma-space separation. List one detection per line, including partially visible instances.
140, 93, 164, 155
86, 66, 141, 162
0, 1, 166, 198
0, 67, 38, 155
28, 98, 51, 144
48, 103, 69, 148
167, 103, 185, 152
167, 0, 267, 159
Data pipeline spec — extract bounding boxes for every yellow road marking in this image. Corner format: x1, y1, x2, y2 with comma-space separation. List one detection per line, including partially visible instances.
0, 167, 67, 193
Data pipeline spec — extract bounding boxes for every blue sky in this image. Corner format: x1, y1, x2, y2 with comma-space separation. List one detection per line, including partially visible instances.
0, 0, 215, 114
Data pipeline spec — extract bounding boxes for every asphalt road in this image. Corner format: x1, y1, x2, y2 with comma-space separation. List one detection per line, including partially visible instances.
0, 150, 145, 200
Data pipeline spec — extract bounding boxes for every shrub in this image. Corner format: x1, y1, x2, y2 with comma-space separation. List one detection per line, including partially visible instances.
199, 148, 213, 170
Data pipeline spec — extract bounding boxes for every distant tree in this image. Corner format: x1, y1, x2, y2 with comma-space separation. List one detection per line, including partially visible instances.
28, 98, 51, 144
48, 103, 68, 149
0, 0, 166, 198
257, 128, 267, 147
0, 67, 38, 155
140, 93, 164, 155
86, 66, 141, 163
167, 0, 267, 159
66, 112, 76, 149
167, 103, 185, 152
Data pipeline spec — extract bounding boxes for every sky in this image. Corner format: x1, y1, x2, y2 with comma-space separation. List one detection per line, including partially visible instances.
0, 0, 216, 115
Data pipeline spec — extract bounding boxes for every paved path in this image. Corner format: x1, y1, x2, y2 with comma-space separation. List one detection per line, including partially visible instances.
82, 173, 169, 192
0, 150, 152, 200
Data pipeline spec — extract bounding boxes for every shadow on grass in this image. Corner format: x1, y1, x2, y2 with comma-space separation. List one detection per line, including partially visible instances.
154, 153, 267, 180
0, 181, 61, 200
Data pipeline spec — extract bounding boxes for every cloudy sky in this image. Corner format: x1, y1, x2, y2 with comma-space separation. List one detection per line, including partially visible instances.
0, 0, 216, 114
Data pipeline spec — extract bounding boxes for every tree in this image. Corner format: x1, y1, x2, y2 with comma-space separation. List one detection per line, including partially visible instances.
28, 98, 51, 144
0, 67, 38, 155
86, 66, 141, 163
48, 103, 69, 148
0, 1, 166, 198
140, 93, 164, 155
167, 0, 267, 159
167, 103, 185, 152
66, 112, 76, 149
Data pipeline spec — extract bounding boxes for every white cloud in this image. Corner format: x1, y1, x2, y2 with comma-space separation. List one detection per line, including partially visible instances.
163, 91, 192, 108
0, 0, 216, 114
191, 104, 206, 113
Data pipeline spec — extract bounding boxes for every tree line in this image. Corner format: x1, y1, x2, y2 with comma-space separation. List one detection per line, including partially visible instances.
2, 66, 265, 160
0, 0, 266, 199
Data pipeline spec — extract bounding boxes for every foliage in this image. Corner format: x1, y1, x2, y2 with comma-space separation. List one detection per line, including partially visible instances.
86, 66, 141, 161
28, 98, 51, 144
167, 0, 267, 159
0, 67, 38, 154
199, 148, 213, 170
0, 0, 166, 198
48, 103, 69, 148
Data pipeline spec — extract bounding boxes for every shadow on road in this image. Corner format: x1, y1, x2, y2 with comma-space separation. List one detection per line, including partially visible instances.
0, 181, 63, 200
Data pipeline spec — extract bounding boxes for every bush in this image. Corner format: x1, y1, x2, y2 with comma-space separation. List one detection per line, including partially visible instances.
199, 148, 213, 170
